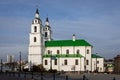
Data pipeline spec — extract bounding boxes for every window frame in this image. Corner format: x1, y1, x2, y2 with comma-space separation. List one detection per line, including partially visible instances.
86, 60, 89, 65
76, 49, 80, 54
57, 50, 60, 54
54, 59, 57, 65
45, 60, 47, 65
34, 37, 37, 42
34, 26, 37, 32
45, 32, 47, 37
64, 59, 67, 65
87, 49, 89, 54
75, 59, 78, 65
66, 49, 69, 54
48, 50, 51, 54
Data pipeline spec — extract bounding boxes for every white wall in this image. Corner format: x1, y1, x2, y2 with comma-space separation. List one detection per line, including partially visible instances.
28, 17, 43, 65
28, 54, 42, 65
45, 46, 92, 55
44, 46, 92, 72
43, 57, 85, 71
92, 58, 104, 72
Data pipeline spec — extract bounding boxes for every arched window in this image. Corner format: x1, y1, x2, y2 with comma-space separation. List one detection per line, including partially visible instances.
87, 49, 89, 54
34, 26, 37, 32
48, 50, 51, 54
45, 60, 47, 65
75, 59, 78, 65
76, 50, 80, 54
66, 50, 69, 54
35, 20, 37, 23
86, 60, 89, 65
97, 61, 99, 64
64, 59, 67, 65
34, 37, 37, 42
57, 50, 60, 54
45, 32, 47, 37
54, 59, 57, 65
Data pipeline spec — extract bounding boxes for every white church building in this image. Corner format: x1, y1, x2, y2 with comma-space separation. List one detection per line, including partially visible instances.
28, 8, 104, 72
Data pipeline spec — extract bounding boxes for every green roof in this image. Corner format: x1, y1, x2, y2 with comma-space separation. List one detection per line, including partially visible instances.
92, 54, 103, 58
43, 54, 83, 58
45, 39, 92, 47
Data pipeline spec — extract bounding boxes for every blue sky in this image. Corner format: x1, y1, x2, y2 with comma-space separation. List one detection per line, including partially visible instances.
0, 0, 120, 61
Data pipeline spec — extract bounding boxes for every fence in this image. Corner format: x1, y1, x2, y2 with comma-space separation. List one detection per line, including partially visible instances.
0, 71, 117, 80
0, 71, 81, 80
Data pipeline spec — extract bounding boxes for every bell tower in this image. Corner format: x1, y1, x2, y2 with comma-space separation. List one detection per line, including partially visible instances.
28, 8, 44, 65
44, 17, 52, 41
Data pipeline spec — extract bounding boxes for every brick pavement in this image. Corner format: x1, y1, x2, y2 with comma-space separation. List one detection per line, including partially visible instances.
67, 73, 120, 80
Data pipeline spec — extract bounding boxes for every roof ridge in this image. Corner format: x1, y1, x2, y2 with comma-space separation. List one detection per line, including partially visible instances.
46, 39, 86, 42
45, 39, 92, 47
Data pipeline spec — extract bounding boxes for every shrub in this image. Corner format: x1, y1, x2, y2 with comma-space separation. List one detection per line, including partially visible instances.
48, 69, 57, 73
32, 64, 46, 72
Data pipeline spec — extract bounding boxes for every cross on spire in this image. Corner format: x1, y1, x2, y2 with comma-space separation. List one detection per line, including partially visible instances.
36, 8, 39, 14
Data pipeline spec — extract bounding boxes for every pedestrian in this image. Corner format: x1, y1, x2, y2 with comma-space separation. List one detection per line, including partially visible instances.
113, 77, 116, 80
83, 75, 86, 80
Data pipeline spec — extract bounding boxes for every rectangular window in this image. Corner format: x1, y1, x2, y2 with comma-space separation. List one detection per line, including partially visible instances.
86, 60, 89, 65
57, 50, 60, 54
64, 60, 67, 65
54, 59, 57, 65
34, 37, 37, 42
97, 61, 99, 64
45, 32, 47, 37
48, 50, 51, 54
76, 50, 80, 54
34, 26, 37, 32
45, 60, 47, 65
87, 49, 89, 54
75, 59, 78, 65
66, 50, 69, 54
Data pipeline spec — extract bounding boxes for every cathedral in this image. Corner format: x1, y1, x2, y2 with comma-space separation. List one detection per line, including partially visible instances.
28, 8, 104, 72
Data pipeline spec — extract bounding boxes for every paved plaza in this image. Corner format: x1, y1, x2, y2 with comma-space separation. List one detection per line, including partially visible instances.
68, 73, 120, 80
0, 72, 120, 80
